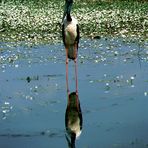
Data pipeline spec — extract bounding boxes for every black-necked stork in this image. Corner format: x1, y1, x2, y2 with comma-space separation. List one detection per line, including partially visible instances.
62, 0, 80, 93
65, 92, 83, 148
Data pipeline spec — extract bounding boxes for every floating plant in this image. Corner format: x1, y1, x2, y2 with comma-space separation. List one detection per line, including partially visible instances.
0, 0, 147, 43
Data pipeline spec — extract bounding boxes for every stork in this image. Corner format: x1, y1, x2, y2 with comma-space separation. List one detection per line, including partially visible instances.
65, 92, 83, 148
62, 0, 80, 93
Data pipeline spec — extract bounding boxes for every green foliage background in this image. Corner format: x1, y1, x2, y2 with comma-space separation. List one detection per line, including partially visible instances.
0, 0, 147, 43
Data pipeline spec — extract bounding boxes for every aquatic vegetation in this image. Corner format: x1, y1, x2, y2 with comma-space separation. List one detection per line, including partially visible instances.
0, 0, 147, 43
1, 101, 13, 120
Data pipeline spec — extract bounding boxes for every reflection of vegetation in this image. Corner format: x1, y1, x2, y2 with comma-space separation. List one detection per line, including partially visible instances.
0, 0, 147, 43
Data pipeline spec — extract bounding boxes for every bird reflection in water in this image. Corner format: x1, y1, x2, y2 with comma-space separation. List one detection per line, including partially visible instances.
65, 91, 83, 148
63, 0, 82, 145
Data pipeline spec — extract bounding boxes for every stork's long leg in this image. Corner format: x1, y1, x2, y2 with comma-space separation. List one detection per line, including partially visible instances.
74, 59, 78, 94
74, 44, 78, 94
66, 48, 70, 94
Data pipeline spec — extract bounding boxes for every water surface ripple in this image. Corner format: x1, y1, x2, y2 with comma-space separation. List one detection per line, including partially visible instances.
0, 38, 148, 148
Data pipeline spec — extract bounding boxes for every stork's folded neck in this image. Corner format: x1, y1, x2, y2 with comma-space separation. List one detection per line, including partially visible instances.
67, 13, 72, 22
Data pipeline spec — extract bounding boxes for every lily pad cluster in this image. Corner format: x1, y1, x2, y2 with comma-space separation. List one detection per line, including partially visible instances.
0, 0, 147, 43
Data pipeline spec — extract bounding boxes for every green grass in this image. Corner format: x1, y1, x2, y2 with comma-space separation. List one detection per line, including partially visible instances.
0, 0, 147, 44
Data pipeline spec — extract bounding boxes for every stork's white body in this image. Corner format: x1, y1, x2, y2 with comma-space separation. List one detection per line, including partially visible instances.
63, 17, 78, 45
63, 17, 79, 60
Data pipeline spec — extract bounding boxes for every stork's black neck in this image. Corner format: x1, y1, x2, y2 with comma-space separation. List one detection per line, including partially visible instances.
67, 13, 72, 22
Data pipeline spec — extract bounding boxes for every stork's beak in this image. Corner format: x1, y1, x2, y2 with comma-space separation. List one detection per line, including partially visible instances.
62, 0, 73, 23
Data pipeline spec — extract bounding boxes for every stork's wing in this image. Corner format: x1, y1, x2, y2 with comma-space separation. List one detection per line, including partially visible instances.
76, 24, 80, 48
62, 24, 66, 46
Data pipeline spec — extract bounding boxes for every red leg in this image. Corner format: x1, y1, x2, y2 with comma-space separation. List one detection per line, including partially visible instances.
65, 48, 69, 94
74, 59, 78, 94
74, 43, 78, 93
74, 43, 78, 95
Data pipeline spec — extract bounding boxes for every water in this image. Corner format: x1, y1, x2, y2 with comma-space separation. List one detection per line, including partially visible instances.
0, 38, 148, 148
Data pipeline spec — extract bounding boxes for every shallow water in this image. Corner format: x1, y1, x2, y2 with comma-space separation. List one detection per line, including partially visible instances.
0, 38, 148, 148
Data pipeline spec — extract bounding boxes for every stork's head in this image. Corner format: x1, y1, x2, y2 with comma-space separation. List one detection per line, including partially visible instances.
62, 0, 73, 22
